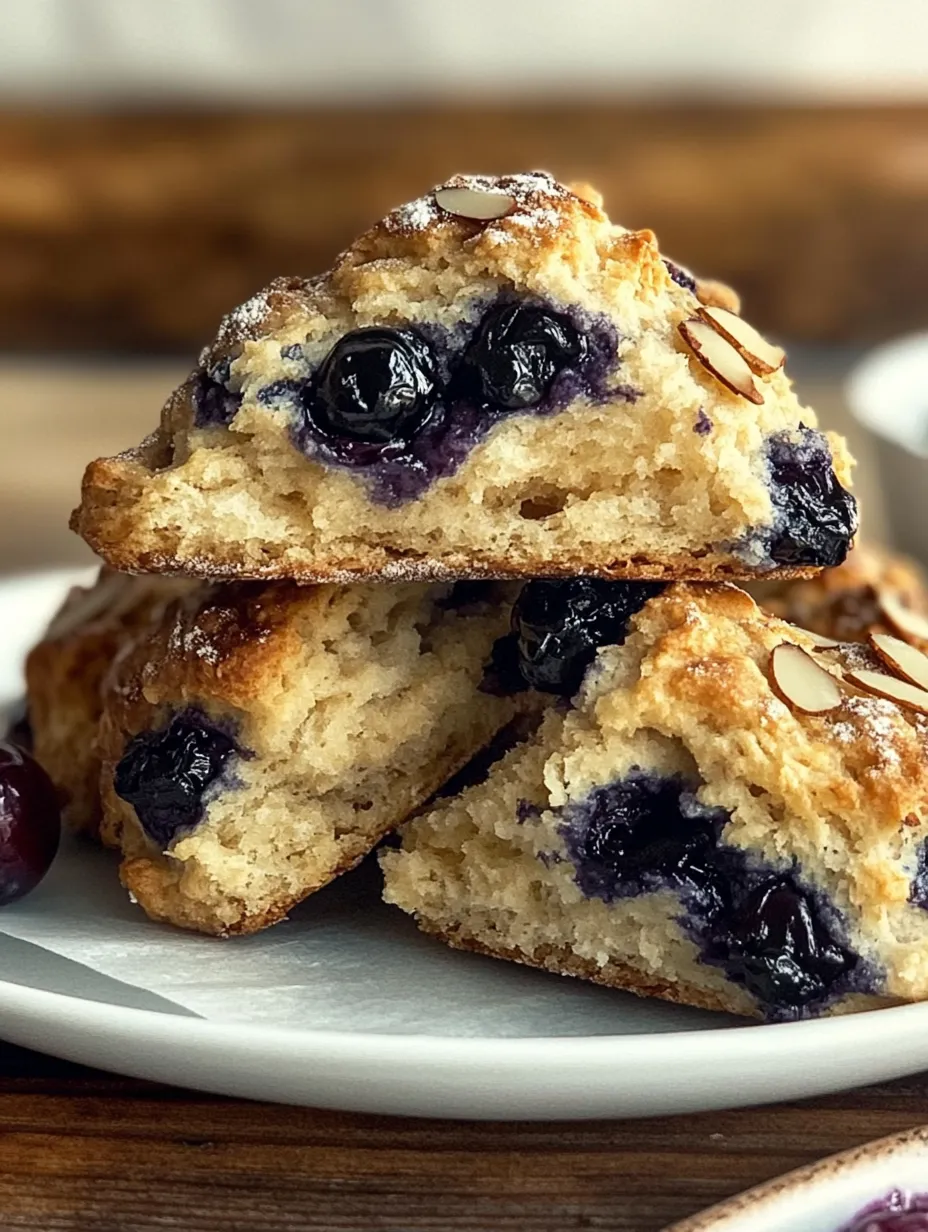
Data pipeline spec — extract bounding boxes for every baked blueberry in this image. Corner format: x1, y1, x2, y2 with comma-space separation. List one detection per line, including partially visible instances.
765, 428, 858, 567
114, 711, 236, 847
562, 773, 728, 905
191, 358, 242, 428
307, 327, 439, 444
719, 878, 852, 1009
0, 739, 60, 906
510, 579, 664, 695
458, 303, 584, 410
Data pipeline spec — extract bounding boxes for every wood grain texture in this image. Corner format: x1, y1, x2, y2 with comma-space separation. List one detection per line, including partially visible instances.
0, 1040, 926, 1231
1, 105, 927, 351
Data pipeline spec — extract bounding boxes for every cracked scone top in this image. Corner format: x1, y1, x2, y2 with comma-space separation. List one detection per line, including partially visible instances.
72, 172, 856, 582
383, 583, 928, 1021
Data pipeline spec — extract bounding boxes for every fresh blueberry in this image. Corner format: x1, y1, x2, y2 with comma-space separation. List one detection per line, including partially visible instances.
113, 711, 237, 848
306, 327, 439, 445
457, 303, 585, 410
510, 579, 664, 695
719, 878, 852, 1009
764, 428, 858, 567
0, 739, 61, 906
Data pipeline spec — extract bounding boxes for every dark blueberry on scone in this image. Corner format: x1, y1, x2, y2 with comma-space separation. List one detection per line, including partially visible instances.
113, 711, 238, 848
27, 569, 537, 935
505, 578, 664, 694
456, 302, 584, 410
752, 427, 858, 568
72, 172, 857, 583
191, 357, 242, 428
307, 326, 439, 445
383, 582, 928, 1022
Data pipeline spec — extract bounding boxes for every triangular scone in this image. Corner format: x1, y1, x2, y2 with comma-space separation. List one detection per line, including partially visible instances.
383, 582, 928, 1021
73, 173, 856, 582
27, 570, 533, 935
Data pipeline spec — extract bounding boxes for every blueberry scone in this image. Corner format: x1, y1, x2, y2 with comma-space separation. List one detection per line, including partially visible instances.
25, 571, 195, 837
89, 577, 529, 935
751, 543, 928, 645
72, 173, 856, 583
383, 581, 928, 1021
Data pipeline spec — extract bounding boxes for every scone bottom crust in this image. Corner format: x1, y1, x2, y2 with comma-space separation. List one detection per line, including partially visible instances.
72, 171, 857, 583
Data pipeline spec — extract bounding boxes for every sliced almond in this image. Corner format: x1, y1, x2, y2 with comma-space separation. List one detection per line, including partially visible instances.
770, 642, 843, 714
678, 318, 763, 405
869, 631, 928, 692
846, 668, 928, 715
794, 627, 841, 649
879, 591, 928, 645
434, 187, 515, 221
698, 305, 786, 376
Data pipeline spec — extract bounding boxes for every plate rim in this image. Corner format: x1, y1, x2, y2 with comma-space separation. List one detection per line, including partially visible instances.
9, 567, 928, 1119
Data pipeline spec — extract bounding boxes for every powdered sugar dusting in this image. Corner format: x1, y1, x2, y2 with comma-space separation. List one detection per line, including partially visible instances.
214, 292, 272, 347
168, 617, 222, 667
384, 172, 575, 241
831, 694, 902, 765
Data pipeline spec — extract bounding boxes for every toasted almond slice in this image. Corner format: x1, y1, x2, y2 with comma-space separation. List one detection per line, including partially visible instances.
869, 631, 928, 692
794, 627, 841, 649
678, 318, 763, 405
879, 591, 928, 645
846, 668, 928, 715
698, 305, 786, 376
434, 187, 515, 221
770, 642, 843, 714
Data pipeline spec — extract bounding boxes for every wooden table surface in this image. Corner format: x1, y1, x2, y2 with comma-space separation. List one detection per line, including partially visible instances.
0, 357, 911, 1231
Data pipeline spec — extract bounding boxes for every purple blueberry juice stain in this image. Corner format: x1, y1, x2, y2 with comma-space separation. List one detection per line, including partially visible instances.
663, 259, 697, 293
253, 294, 624, 505
694, 408, 713, 435
545, 769, 874, 1020
113, 708, 244, 848
735, 425, 858, 570
841, 1192, 928, 1231
908, 839, 928, 909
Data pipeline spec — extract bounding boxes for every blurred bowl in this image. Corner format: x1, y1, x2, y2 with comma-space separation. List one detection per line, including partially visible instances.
668, 1125, 928, 1232
847, 332, 928, 564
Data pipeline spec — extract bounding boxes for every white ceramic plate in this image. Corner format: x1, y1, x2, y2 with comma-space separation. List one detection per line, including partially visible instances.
669, 1126, 928, 1231
7, 569, 928, 1120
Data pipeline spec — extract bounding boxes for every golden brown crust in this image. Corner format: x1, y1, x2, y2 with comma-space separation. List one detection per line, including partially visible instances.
422, 919, 759, 1018
25, 571, 197, 837
752, 543, 928, 642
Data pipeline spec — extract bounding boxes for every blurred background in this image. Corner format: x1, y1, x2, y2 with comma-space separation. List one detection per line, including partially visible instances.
1, 0, 927, 569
